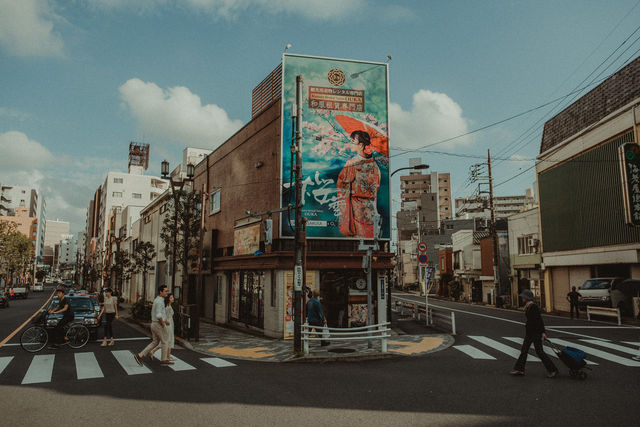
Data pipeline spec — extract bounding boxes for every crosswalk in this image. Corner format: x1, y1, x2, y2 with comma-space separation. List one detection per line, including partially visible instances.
453, 336, 640, 368
0, 349, 237, 385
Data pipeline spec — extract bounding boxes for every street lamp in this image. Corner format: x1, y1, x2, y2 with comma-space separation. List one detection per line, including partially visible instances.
160, 160, 194, 302
109, 231, 123, 296
390, 163, 429, 177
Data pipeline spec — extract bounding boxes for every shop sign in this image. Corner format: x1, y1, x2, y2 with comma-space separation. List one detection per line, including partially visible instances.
280, 54, 390, 240
234, 223, 261, 255
619, 142, 640, 226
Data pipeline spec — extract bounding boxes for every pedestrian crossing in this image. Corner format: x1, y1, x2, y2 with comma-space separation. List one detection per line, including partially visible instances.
0, 349, 237, 385
453, 336, 640, 367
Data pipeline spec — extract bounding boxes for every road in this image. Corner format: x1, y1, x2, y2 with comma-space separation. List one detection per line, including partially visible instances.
2, 288, 639, 426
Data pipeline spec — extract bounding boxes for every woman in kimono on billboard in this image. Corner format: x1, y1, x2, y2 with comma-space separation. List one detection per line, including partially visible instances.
336, 115, 388, 238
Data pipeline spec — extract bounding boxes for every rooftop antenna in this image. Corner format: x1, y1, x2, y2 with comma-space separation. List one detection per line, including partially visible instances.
284, 43, 292, 52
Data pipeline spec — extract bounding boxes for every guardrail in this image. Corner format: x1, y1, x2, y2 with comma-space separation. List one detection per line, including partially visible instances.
586, 306, 621, 325
392, 295, 456, 335
301, 322, 391, 355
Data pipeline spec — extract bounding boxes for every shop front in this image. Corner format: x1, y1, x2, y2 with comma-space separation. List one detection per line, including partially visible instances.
230, 270, 265, 329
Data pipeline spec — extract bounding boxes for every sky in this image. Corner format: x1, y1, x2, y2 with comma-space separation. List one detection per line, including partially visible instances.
1, 0, 640, 235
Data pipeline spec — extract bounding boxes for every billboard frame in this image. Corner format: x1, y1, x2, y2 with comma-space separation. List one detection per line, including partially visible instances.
278, 53, 391, 241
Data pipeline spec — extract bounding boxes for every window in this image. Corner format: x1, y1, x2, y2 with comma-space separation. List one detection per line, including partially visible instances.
159, 203, 168, 214
113, 177, 123, 184
144, 215, 151, 224
112, 192, 123, 198
209, 189, 221, 214
132, 193, 142, 199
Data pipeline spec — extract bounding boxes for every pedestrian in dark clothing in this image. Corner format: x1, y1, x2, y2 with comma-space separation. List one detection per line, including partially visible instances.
306, 289, 329, 346
510, 289, 558, 378
566, 286, 581, 319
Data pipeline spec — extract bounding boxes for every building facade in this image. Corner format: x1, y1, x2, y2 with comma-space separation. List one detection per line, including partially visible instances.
537, 56, 640, 313
43, 220, 70, 269
455, 190, 536, 219
508, 208, 543, 309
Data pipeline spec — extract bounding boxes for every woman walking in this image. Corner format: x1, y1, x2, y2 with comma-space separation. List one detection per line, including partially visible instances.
98, 288, 118, 346
151, 293, 175, 361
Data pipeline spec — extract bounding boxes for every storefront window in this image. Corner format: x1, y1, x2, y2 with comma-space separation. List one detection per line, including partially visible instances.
231, 271, 264, 328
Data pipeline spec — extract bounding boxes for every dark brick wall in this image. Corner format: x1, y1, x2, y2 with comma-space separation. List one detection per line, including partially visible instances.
540, 55, 640, 154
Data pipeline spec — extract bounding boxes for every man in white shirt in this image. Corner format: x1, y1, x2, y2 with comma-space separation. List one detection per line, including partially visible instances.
134, 285, 172, 365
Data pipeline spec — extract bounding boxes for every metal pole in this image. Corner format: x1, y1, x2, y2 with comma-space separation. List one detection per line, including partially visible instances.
293, 75, 304, 355
172, 186, 178, 295
488, 149, 499, 307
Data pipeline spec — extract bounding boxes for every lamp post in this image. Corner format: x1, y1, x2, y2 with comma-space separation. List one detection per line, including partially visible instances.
160, 160, 194, 304
109, 231, 123, 296
390, 163, 429, 323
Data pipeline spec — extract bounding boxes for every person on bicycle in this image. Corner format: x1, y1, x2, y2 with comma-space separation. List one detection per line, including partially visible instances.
48, 288, 74, 347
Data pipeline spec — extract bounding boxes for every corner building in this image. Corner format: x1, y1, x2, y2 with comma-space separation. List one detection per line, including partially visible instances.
193, 56, 393, 338
537, 55, 640, 313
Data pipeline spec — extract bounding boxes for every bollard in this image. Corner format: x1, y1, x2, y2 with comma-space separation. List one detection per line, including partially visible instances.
381, 324, 388, 353
303, 323, 309, 355
451, 312, 456, 335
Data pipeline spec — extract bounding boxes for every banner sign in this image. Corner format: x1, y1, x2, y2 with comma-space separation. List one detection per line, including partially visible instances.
619, 142, 640, 226
280, 54, 390, 240
233, 223, 261, 255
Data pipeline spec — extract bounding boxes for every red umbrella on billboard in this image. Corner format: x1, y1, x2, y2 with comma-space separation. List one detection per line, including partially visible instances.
336, 115, 389, 156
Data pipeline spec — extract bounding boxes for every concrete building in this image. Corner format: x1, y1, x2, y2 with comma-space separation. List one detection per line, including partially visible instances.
537, 55, 640, 313
43, 220, 70, 268
0, 207, 38, 257
0, 184, 46, 262
58, 235, 77, 265
400, 159, 452, 220
508, 208, 543, 309
455, 190, 536, 219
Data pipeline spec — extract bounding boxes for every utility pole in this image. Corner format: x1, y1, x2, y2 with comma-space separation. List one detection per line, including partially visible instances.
416, 209, 422, 294
487, 149, 499, 306
293, 75, 304, 355
360, 213, 380, 349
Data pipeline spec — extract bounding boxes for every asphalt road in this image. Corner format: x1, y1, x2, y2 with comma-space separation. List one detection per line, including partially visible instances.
2, 289, 639, 426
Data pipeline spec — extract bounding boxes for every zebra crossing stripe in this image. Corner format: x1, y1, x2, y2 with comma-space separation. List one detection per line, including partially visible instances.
112, 350, 152, 375
152, 349, 196, 371
75, 352, 104, 380
503, 337, 597, 365
580, 339, 640, 356
453, 345, 496, 359
201, 357, 236, 368
0, 356, 13, 375
622, 341, 640, 347
22, 354, 55, 384
468, 336, 541, 361
548, 338, 640, 367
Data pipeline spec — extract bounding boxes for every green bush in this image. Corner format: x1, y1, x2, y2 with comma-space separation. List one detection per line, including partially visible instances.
131, 299, 153, 322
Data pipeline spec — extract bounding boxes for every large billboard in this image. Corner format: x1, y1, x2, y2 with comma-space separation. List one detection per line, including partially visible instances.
280, 54, 390, 240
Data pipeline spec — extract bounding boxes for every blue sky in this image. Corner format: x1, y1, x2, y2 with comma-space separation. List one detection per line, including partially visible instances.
1, 0, 640, 234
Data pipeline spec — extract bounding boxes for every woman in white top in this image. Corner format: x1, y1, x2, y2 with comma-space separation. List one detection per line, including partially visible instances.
97, 288, 119, 346
165, 293, 175, 361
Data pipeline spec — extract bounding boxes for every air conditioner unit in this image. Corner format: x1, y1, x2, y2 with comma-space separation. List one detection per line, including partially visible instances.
527, 238, 538, 247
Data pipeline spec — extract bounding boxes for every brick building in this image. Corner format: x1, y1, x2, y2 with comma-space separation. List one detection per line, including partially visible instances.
191, 98, 393, 338
537, 55, 640, 313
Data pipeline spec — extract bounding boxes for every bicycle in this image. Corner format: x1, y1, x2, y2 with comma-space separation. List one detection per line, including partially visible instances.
20, 320, 90, 353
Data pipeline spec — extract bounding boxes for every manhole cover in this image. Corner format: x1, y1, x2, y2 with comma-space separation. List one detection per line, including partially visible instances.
328, 348, 356, 354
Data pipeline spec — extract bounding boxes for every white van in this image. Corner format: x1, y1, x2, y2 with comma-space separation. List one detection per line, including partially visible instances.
577, 277, 631, 315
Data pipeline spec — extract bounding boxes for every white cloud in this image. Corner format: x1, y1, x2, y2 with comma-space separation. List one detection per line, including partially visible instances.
389, 89, 471, 151
119, 78, 243, 148
0, 0, 64, 57
83, 0, 363, 20
0, 131, 55, 169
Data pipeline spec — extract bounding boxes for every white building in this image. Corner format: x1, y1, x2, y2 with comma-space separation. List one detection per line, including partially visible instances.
452, 229, 484, 302
44, 220, 70, 267
455, 189, 536, 220
59, 235, 77, 265
94, 166, 168, 274
507, 208, 543, 309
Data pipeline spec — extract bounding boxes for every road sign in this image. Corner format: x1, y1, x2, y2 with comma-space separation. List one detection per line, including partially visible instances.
418, 242, 427, 252
418, 254, 428, 265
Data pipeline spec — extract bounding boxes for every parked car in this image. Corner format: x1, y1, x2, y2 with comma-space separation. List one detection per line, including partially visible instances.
577, 277, 632, 315
0, 291, 9, 308
44, 295, 101, 340
33, 283, 44, 292
63, 280, 73, 288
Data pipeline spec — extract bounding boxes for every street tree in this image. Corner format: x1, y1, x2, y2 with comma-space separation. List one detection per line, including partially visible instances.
160, 188, 201, 301
111, 249, 132, 296
0, 223, 33, 286
130, 241, 156, 302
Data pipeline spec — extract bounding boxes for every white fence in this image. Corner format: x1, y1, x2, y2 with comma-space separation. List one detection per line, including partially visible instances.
392, 295, 456, 335
301, 322, 391, 355
586, 306, 621, 325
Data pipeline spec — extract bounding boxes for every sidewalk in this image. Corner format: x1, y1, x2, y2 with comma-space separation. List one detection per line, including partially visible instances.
121, 301, 453, 362
182, 320, 454, 362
